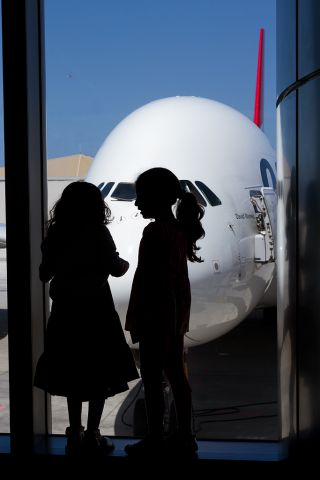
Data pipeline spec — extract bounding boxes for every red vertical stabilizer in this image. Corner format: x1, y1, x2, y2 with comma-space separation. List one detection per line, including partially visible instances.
254, 28, 264, 128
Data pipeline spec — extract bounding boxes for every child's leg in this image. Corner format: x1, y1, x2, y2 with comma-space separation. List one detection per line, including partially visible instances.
164, 336, 193, 437
85, 398, 114, 452
67, 396, 82, 430
87, 398, 105, 432
139, 337, 165, 438
66, 396, 84, 454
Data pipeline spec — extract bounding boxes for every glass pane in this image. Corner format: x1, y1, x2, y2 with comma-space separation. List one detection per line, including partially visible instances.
195, 180, 222, 206
180, 180, 207, 206
98, 182, 115, 199
110, 183, 136, 201
44, 0, 277, 442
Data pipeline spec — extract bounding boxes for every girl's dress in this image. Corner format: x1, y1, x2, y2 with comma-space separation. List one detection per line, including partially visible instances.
34, 223, 139, 400
125, 218, 191, 344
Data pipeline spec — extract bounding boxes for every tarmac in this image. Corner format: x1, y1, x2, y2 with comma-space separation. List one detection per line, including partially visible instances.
0, 248, 278, 440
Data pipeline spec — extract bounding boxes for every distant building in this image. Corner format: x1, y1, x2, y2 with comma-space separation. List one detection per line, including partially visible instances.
0, 153, 93, 178
0, 154, 94, 223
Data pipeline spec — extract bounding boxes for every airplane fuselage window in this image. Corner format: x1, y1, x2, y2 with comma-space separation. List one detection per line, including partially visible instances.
179, 180, 207, 206
98, 182, 115, 199
195, 180, 222, 206
110, 182, 136, 201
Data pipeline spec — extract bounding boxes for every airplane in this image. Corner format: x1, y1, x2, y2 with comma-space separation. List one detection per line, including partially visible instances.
0, 29, 277, 349
85, 28, 277, 348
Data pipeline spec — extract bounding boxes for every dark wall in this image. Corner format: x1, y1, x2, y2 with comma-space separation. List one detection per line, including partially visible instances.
277, 0, 320, 449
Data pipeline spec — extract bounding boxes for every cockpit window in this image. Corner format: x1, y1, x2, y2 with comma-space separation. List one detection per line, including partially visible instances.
195, 181, 222, 206
110, 182, 136, 201
97, 179, 221, 206
98, 182, 115, 199
179, 180, 207, 206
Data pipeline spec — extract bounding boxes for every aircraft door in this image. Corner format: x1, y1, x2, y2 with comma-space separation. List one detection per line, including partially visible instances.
250, 187, 276, 263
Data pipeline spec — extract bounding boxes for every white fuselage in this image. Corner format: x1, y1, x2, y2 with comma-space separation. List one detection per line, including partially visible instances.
86, 96, 276, 347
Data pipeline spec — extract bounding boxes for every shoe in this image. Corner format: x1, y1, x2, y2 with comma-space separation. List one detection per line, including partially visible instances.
164, 432, 198, 457
124, 436, 164, 456
65, 426, 85, 455
82, 428, 114, 455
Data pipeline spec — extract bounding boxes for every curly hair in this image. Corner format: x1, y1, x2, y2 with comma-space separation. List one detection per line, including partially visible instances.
47, 181, 111, 230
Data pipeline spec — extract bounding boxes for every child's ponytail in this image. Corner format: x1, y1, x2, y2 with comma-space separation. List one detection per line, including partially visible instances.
176, 191, 205, 262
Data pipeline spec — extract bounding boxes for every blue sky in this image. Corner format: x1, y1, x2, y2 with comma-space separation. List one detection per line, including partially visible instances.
0, 0, 276, 165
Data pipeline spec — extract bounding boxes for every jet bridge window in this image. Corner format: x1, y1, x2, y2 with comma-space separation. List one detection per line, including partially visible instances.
110, 182, 136, 201
180, 180, 207, 206
98, 182, 115, 199
195, 180, 222, 206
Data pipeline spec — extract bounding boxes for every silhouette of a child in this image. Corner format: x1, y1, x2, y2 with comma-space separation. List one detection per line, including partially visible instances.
34, 181, 139, 454
124, 167, 205, 456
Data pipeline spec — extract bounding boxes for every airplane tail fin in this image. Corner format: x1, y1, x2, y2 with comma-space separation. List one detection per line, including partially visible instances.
253, 28, 264, 129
